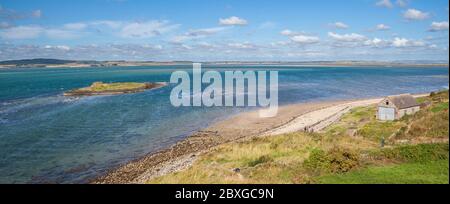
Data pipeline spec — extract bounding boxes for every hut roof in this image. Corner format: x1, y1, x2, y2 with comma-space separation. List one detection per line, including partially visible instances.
387, 94, 419, 109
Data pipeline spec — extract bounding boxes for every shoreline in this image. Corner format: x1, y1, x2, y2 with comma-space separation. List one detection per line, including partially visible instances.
93, 93, 429, 184
1, 63, 449, 70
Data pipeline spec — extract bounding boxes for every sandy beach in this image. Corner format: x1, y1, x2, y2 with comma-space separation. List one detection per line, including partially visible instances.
94, 94, 429, 184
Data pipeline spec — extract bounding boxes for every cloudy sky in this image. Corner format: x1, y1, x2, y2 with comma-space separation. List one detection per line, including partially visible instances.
0, 0, 448, 61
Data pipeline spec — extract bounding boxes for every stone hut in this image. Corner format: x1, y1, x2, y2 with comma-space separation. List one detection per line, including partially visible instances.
377, 94, 420, 121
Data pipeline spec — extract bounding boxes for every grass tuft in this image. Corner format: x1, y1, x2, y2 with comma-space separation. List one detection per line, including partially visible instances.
247, 155, 273, 167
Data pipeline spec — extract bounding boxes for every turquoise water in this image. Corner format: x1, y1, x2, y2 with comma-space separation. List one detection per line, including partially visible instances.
0, 65, 448, 183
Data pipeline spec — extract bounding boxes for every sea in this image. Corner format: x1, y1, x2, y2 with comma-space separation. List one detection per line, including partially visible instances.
0, 65, 448, 183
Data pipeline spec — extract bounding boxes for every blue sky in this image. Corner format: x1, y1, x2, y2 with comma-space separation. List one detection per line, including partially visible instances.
0, 0, 448, 61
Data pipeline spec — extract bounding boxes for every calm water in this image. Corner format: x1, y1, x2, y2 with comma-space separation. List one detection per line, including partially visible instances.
0, 65, 448, 183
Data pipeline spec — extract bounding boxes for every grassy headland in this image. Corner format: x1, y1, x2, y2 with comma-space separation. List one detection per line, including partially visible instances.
148, 91, 449, 184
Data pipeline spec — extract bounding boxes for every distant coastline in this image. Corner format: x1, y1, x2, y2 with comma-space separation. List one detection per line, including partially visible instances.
0, 58, 448, 69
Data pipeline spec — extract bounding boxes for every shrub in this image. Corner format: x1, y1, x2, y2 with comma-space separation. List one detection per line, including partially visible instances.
357, 121, 402, 141
247, 155, 273, 167
269, 143, 279, 149
407, 110, 449, 138
304, 147, 360, 174
430, 90, 449, 103
394, 126, 408, 139
372, 143, 449, 163
303, 149, 329, 171
431, 102, 449, 113
327, 147, 361, 173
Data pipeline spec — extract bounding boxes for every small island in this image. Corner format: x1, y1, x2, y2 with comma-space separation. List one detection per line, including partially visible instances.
64, 81, 167, 96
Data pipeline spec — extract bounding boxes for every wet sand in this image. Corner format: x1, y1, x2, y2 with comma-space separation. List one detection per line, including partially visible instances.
93, 94, 427, 184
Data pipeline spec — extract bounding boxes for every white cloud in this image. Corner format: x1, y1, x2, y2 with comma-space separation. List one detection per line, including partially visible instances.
392, 37, 425, 47
0, 43, 169, 61
363, 38, 390, 48
0, 5, 42, 21
328, 32, 367, 42
76, 20, 179, 38
376, 0, 393, 8
45, 28, 82, 39
280, 29, 320, 44
181, 44, 193, 50
287, 51, 326, 58
171, 27, 226, 43
0, 21, 10, 29
0, 24, 85, 40
119, 20, 178, 38
63, 23, 87, 30
44, 45, 71, 51
170, 36, 189, 43
185, 27, 226, 36
280, 29, 294, 36
280, 29, 307, 37
149, 44, 163, 50
331, 22, 349, 29
410, 41, 426, 47
375, 24, 390, 31
219, 16, 248, 26
289, 34, 320, 44
392, 38, 409, 47
227, 42, 255, 49
403, 9, 429, 21
0, 20, 179, 40
270, 41, 290, 47
196, 42, 217, 49
259, 21, 276, 29
90, 20, 123, 29
429, 21, 449, 32
396, 0, 407, 7
31, 10, 41, 18
0, 25, 43, 39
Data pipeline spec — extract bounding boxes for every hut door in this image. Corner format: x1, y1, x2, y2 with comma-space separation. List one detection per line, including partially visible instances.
379, 107, 395, 120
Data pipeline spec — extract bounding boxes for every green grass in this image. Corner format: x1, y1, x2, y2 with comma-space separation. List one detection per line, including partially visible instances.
324, 105, 405, 141
316, 143, 449, 184
400, 106, 449, 138
431, 102, 449, 113
415, 97, 429, 104
82, 82, 148, 92
357, 121, 405, 141
149, 133, 320, 184
303, 147, 360, 174
317, 159, 449, 184
247, 155, 273, 167
370, 143, 449, 162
